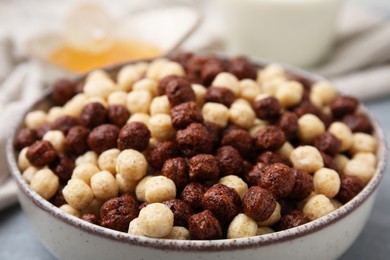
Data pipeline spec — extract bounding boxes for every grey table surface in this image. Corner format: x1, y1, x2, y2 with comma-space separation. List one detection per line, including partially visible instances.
1, 0, 390, 259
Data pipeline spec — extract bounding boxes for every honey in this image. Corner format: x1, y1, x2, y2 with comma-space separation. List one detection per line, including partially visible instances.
48, 40, 162, 73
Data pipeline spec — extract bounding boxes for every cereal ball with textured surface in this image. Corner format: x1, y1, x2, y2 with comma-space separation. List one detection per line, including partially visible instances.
344, 159, 375, 184
164, 226, 190, 240
303, 194, 335, 220
128, 218, 144, 236
116, 174, 138, 194
314, 132, 341, 156
188, 210, 222, 240
310, 81, 337, 107
227, 213, 257, 239
43, 130, 65, 153
118, 122, 151, 151
49, 154, 75, 183
255, 126, 286, 151
148, 114, 176, 141
81, 213, 100, 225
87, 124, 119, 154
349, 133, 377, 154
98, 148, 120, 174
63, 179, 94, 210
145, 176, 176, 203
59, 204, 81, 218
242, 186, 276, 222
150, 95, 170, 116
342, 114, 373, 133
202, 102, 230, 128
328, 122, 354, 152
90, 171, 119, 201
14, 128, 38, 151
313, 168, 340, 198
229, 101, 256, 129
221, 129, 253, 157
26, 140, 57, 167
180, 182, 209, 212
161, 157, 189, 189
253, 96, 281, 120
148, 141, 179, 169
218, 175, 248, 199
64, 126, 90, 155
18, 147, 31, 171
245, 162, 267, 186
276, 112, 299, 141
126, 90, 152, 114
135, 176, 154, 202
277, 210, 310, 231
107, 105, 130, 128
176, 123, 213, 157
216, 146, 244, 177
275, 81, 303, 107
30, 168, 59, 200
205, 87, 236, 107
51, 79, 76, 106
25, 110, 47, 129
128, 113, 150, 126
228, 57, 257, 80
75, 151, 98, 166
211, 72, 240, 95
259, 163, 296, 198
51, 115, 79, 134
288, 169, 314, 200
330, 96, 358, 118
63, 93, 88, 117
107, 91, 127, 106
138, 203, 174, 238
71, 163, 99, 185
298, 114, 325, 144
290, 145, 324, 173
100, 194, 139, 232
162, 199, 194, 227
80, 102, 107, 128
257, 202, 281, 227
191, 83, 207, 106
189, 154, 219, 182
116, 149, 148, 181
170, 101, 203, 129
336, 175, 365, 203
165, 77, 196, 107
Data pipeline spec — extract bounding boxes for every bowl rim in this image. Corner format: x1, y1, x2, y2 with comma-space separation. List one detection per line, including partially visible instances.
6, 56, 388, 252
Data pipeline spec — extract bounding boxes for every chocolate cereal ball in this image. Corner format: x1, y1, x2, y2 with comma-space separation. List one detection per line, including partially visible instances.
51, 78, 76, 106
157, 75, 185, 96
204, 122, 220, 148
256, 151, 291, 166
201, 58, 225, 85
14, 128, 38, 151
162, 199, 194, 227
314, 132, 341, 156
205, 87, 236, 107
100, 193, 139, 232
51, 115, 79, 134
26, 140, 57, 167
242, 186, 277, 222
64, 126, 90, 155
330, 96, 359, 118
342, 114, 373, 133
336, 175, 365, 203
81, 213, 100, 225
221, 129, 254, 156
180, 182, 209, 212
161, 157, 189, 190
277, 112, 299, 141
87, 124, 119, 154
288, 169, 314, 200
202, 183, 242, 223
277, 210, 309, 231
245, 162, 267, 186
227, 56, 257, 80
79, 102, 107, 128
188, 210, 223, 240
253, 96, 281, 120
189, 154, 219, 181
49, 154, 75, 183
107, 105, 130, 128
170, 101, 204, 129
165, 77, 196, 107
258, 163, 296, 199
215, 146, 244, 177
118, 122, 150, 152
176, 123, 213, 157
148, 141, 179, 169
255, 126, 286, 151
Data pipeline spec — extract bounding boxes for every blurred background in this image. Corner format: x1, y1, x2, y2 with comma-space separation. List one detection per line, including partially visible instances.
0, 0, 389, 259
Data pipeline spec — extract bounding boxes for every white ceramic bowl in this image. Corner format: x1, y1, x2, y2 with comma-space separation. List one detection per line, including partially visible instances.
7, 59, 387, 260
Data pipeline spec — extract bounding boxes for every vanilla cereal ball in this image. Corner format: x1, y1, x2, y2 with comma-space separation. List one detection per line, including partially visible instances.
344, 159, 375, 184
117, 65, 141, 92
22, 166, 39, 184
150, 95, 170, 116
298, 114, 325, 144
126, 90, 152, 114
133, 61, 149, 75
146, 58, 170, 80
133, 78, 158, 96
144, 176, 176, 203
303, 194, 335, 220
86, 96, 108, 107
290, 146, 324, 173
229, 101, 256, 129
75, 151, 98, 166
310, 81, 337, 107
116, 149, 148, 181
47, 107, 64, 122
63, 179, 94, 210
148, 114, 176, 141
227, 213, 258, 239
138, 203, 174, 238
212, 72, 240, 95
256, 227, 275, 236
82, 198, 104, 216
116, 174, 138, 194
164, 226, 190, 240
107, 91, 128, 106
275, 81, 304, 107
192, 84, 207, 107
257, 64, 286, 83
18, 147, 31, 171
313, 168, 341, 198
202, 102, 229, 128
158, 61, 185, 80
257, 202, 282, 227
239, 79, 262, 102
84, 70, 116, 98
277, 142, 294, 159
350, 133, 377, 154
43, 130, 65, 153
330, 199, 343, 209
90, 171, 119, 201
128, 113, 150, 126
63, 93, 88, 117
135, 176, 154, 202
249, 119, 269, 138
30, 169, 59, 200
72, 163, 100, 185
296, 191, 317, 211
98, 148, 120, 174
254, 93, 271, 102
328, 122, 353, 152
353, 152, 377, 166
334, 154, 350, 174
260, 78, 286, 96
59, 204, 81, 218
128, 218, 144, 236
219, 175, 248, 199
24, 110, 47, 129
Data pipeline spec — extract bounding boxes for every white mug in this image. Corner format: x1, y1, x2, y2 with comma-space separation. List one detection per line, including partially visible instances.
215, 0, 342, 67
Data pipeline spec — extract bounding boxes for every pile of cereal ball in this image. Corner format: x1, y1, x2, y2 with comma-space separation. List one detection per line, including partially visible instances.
14, 52, 378, 240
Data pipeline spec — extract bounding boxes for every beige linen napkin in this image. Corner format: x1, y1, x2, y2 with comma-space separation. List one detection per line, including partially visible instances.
1, 4, 390, 211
